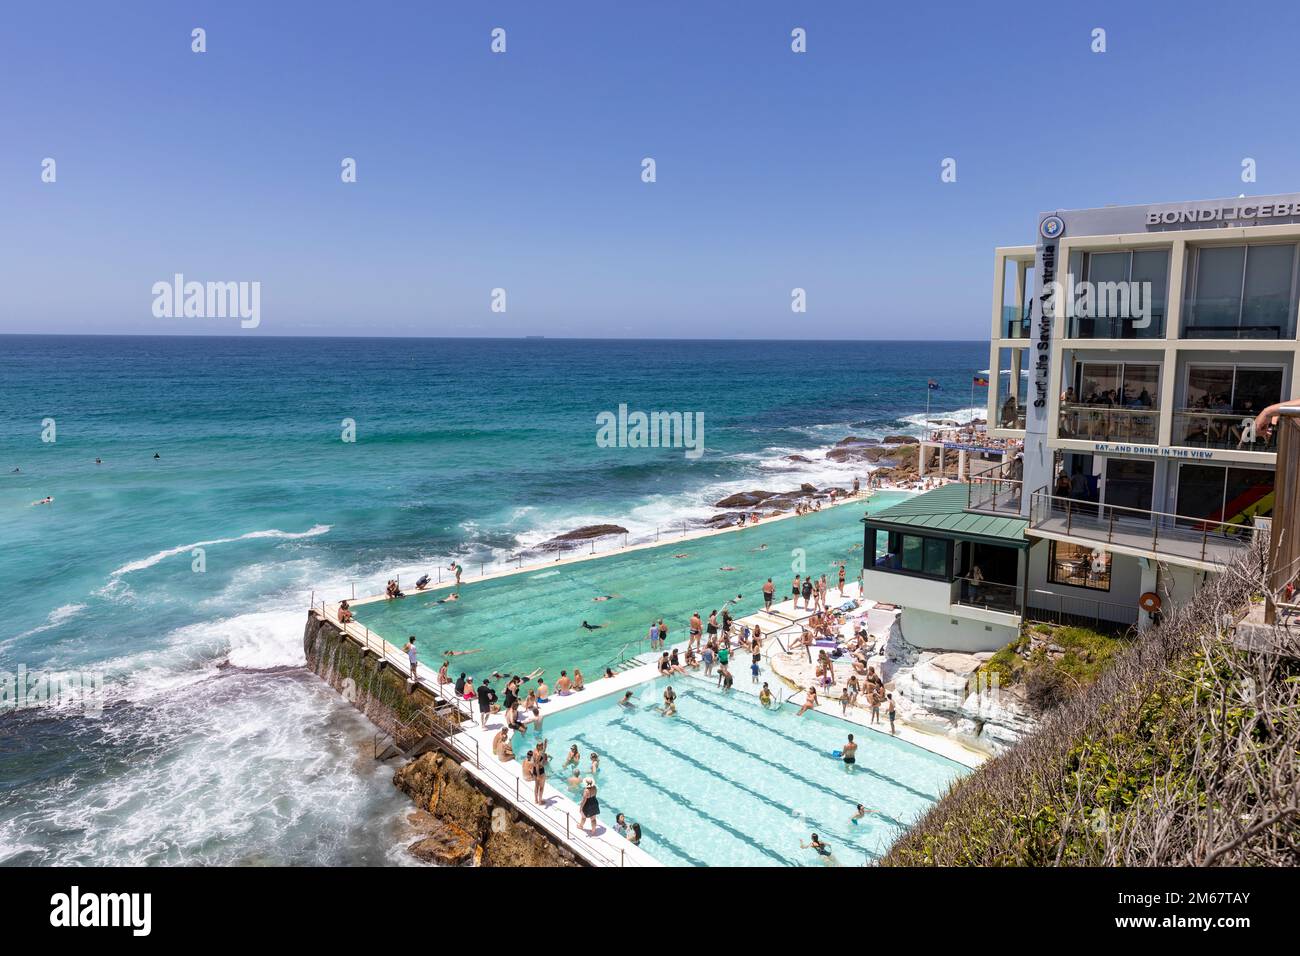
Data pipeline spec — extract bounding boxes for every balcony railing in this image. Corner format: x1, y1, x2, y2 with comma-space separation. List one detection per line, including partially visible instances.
1029, 490, 1258, 566
966, 476, 1023, 516
1067, 310, 1166, 340
1058, 404, 1159, 443
953, 576, 1022, 615
1002, 303, 1030, 339
1173, 410, 1278, 452
1181, 299, 1296, 340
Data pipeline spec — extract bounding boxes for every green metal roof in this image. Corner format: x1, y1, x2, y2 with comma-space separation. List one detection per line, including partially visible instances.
862, 484, 1028, 547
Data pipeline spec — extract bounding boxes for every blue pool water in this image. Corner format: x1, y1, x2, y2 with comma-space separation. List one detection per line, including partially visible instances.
514, 677, 967, 867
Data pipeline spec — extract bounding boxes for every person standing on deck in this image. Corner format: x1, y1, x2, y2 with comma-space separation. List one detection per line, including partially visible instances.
647, 619, 659, 651
792, 574, 802, 609
763, 577, 775, 610
403, 636, 419, 685
690, 612, 703, 651
837, 564, 846, 597
476, 678, 495, 728
658, 618, 668, 651
449, 561, 462, 587
887, 693, 897, 735
801, 576, 814, 611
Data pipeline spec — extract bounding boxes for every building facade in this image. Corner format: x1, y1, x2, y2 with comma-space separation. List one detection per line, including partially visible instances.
865, 193, 1297, 650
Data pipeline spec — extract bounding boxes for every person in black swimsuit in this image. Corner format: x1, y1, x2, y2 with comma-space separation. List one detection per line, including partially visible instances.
579, 777, 600, 834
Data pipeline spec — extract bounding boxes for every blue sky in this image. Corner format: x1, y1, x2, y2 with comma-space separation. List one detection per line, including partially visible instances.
4, 0, 1300, 339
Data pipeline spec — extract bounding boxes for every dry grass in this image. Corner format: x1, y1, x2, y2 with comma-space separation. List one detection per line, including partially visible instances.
883, 546, 1300, 866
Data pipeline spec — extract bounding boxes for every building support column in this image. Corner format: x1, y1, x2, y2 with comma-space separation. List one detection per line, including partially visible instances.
1137, 557, 1158, 632
918, 443, 927, 478
958, 449, 967, 481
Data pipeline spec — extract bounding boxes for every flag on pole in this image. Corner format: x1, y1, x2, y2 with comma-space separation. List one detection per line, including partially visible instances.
927, 379, 940, 390
973, 376, 990, 387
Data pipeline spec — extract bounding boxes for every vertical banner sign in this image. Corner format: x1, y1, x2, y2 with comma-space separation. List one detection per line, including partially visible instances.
1021, 213, 1064, 508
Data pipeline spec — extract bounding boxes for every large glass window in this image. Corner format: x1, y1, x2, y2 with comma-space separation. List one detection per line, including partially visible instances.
1060, 361, 1159, 441
1048, 541, 1111, 591
1175, 464, 1275, 529
1178, 364, 1285, 449
1069, 248, 1169, 338
884, 531, 951, 579
1184, 243, 1298, 339
996, 347, 1028, 429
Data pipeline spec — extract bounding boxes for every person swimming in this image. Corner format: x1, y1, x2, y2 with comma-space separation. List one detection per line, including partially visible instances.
443, 648, 484, 657
153, 453, 160, 459
580, 620, 606, 630
435, 592, 460, 604
718, 565, 737, 571
591, 594, 617, 602
800, 833, 833, 860
31, 496, 53, 506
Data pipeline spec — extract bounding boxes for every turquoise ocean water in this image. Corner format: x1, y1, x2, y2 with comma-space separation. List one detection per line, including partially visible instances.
0, 335, 986, 865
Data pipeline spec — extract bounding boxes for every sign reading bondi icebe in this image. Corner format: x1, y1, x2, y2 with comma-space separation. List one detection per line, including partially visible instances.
1146, 201, 1300, 226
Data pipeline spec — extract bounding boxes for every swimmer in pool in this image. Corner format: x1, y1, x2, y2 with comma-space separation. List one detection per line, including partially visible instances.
31, 496, 54, 506
618, 691, 635, 708
673, 553, 689, 559
661, 686, 677, 717
591, 594, 618, 602
580, 620, 607, 630
850, 804, 877, 825
718, 565, 737, 571
443, 648, 484, 657
800, 833, 834, 863
435, 592, 460, 604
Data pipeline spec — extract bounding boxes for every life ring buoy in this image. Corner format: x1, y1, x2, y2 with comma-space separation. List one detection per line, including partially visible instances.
1139, 592, 1161, 613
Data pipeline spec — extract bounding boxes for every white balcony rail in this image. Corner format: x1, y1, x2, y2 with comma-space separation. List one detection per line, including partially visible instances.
1029, 490, 1258, 566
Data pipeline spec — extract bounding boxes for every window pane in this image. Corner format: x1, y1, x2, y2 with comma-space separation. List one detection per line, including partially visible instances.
1048, 541, 1111, 591
1121, 364, 1158, 408
1077, 363, 1120, 404
1222, 468, 1274, 527
1176, 464, 1225, 526
1233, 367, 1284, 417
1087, 252, 1128, 284
1242, 244, 1295, 337
1129, 250, 1168, 337
1185, 366, 1234, 411
901, 535, 924, 572
1105, 459, 1154, 512
1190, 245, 1245, 332
923, 538, 947, 577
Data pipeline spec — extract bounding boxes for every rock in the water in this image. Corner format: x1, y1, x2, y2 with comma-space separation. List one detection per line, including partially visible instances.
784, 454, 812, 463
799, 482, 818, 493
714, 490, 779, 508
540, 524, 628, 550
882, 435, 920, 444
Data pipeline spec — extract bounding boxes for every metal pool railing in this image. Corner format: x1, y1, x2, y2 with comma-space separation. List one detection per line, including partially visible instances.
310, 599, 646, 867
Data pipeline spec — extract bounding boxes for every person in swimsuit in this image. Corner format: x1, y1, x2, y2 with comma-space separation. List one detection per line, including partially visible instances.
592, 594, 617, 602
402, 636, 419, 682
661, 686, 677, 717
436, 659, 450, 685
792, 575, 801, 607
532, 747, 548, 805
628, 822, 642, 846
562, 745, 580, 772
841, 733, 858, 772
619, 691, 635, 707
763, 578, 775, 610
449, 561, 462, 586
580, 620, 605, 630
579, 778, 600, 834
887, 693, 897, 735
800, 833, 833, 862
572, 668, 585, 691
435, 592, 460, 604
796, 685, 819, 717
850, 804, 877, 825
758, 682, 774, 708
492, 726, 514, 761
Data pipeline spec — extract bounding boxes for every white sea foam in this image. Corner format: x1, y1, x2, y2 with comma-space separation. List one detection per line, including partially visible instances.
12, 602, 88, 640
98, 524, 331, 595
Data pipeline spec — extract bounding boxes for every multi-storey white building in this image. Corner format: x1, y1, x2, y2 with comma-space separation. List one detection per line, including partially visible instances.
865, 194, 1297, 649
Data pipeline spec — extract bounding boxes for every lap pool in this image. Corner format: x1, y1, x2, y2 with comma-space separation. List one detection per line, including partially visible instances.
352, 492, 909, 685
511, 676, 967, 867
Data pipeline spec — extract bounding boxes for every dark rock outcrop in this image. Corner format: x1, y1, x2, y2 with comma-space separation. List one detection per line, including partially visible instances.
395, 752, 581, 867
539, 524, 628, 550
714, 490, 779, 508
882, 435, 920, 444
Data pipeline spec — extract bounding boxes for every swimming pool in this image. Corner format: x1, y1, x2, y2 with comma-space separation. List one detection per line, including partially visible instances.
511, 676, 967, 867
352, 493, 908, 684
